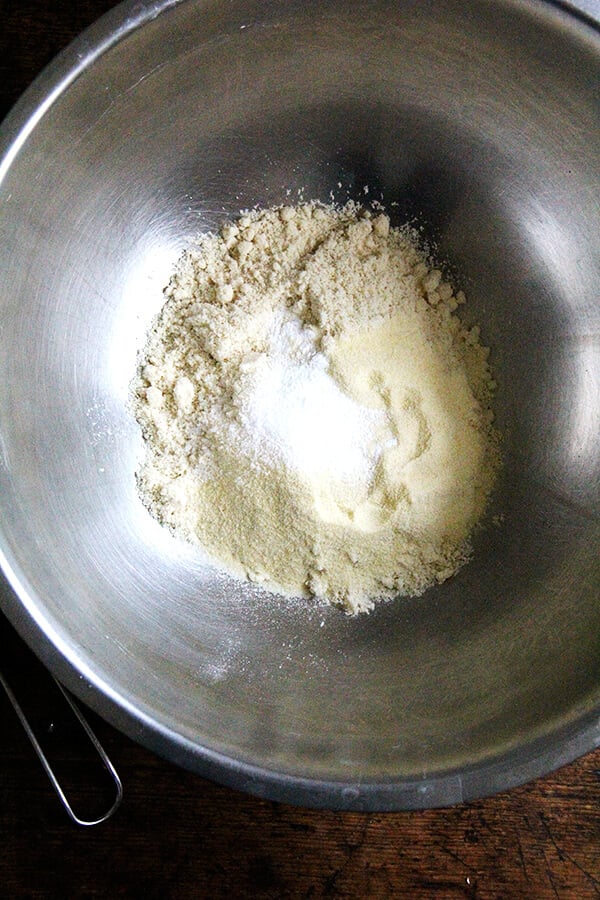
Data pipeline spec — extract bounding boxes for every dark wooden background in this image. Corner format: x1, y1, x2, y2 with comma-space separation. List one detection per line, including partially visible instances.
1, 1, 599, 896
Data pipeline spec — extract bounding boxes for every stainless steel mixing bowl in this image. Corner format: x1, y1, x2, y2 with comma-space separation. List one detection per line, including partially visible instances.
0, 0, 598, 810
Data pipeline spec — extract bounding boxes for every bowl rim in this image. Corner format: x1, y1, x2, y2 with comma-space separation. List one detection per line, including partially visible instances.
0, 0, 599, 811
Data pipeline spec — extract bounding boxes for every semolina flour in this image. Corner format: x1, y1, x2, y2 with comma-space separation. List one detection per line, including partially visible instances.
132, 201, 499, 614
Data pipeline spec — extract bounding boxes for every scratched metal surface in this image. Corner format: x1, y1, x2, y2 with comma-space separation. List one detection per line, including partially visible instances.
0, 0, 599, 815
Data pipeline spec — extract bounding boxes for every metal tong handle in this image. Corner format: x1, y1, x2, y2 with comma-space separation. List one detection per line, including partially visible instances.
1, 670, 123, 826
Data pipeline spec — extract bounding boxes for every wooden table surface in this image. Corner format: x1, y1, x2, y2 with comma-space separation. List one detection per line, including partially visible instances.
1, 2, 599, 897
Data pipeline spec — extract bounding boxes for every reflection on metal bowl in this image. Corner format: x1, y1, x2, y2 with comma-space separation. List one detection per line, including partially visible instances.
0, 0, 598, 809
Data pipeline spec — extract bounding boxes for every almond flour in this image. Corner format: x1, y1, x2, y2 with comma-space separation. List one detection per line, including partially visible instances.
132, 201, 499, 614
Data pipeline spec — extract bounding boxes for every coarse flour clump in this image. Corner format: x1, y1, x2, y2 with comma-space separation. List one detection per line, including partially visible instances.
133, 202, 499, 614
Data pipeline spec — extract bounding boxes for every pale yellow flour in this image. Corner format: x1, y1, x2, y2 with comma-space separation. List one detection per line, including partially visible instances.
132, 202, 499, 614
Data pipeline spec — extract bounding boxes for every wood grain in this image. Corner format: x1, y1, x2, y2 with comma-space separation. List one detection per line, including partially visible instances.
2, 654, 600, 900
1, 2, 599, 897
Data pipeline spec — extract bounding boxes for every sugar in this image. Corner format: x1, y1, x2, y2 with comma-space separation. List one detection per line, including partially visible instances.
235, 315, 394, 488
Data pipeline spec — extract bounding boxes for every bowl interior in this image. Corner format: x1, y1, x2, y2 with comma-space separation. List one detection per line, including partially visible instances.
0, 0, 599, 807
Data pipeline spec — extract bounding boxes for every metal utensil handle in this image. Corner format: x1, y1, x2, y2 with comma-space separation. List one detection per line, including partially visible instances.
0, 670, 123, 826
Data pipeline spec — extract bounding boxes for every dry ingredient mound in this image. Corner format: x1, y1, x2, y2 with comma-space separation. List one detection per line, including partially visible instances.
132, 201, 499, 615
